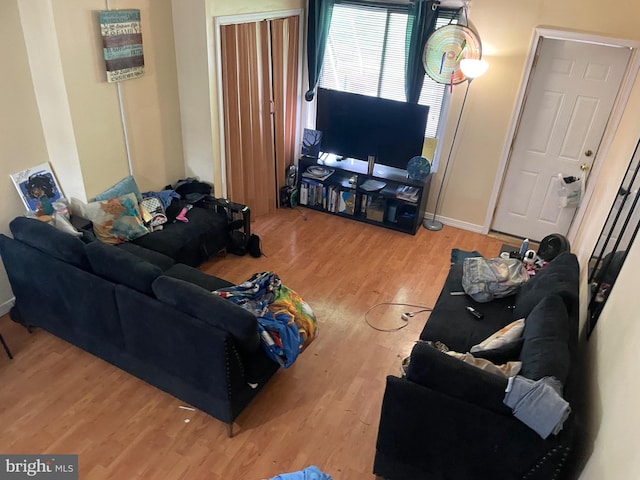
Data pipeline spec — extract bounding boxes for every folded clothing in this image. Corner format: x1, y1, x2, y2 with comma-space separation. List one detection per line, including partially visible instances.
503, 375, 571, 439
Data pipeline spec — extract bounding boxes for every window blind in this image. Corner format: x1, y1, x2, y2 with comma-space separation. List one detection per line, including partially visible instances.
319, 3, 458, 139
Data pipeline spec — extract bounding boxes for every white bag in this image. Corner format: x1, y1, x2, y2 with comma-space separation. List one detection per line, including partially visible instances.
462, 257, 530, 303
558, 174, 583, 208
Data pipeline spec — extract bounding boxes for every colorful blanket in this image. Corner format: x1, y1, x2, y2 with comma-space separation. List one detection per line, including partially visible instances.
214, 272, 317, 367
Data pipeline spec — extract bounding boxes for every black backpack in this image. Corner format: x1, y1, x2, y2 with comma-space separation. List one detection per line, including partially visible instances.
248, 234, 262, 258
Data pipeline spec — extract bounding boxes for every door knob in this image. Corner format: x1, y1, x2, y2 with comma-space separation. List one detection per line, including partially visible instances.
581, 163, 590, 172
585, 150, 593, 157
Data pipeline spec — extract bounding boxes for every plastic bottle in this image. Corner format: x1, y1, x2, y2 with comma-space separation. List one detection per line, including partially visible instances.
519, 238, 529, 257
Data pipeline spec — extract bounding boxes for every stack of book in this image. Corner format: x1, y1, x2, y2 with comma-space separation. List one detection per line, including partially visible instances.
395, 185, 419, 203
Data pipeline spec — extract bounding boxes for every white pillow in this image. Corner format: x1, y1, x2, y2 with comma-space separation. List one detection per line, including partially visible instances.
53, 212, 82, 237
446, 351, 522, 378
470, 318, 525, 353
83, 192, 149, 244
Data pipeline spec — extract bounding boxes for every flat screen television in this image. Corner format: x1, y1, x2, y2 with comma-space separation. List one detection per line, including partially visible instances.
315, 88, 429, 171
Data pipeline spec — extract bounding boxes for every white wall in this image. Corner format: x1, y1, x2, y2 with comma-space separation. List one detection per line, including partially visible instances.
0, 0, 185, 314
0, 0, 50, 315
172, 0, 304, 196
578, 237, 640, 478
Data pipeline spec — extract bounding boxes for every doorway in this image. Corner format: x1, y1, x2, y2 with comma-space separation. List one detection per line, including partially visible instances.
215, 11, 302, 218
486, 28, 640, 242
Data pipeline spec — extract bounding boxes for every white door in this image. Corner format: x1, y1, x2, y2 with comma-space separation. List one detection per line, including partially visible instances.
492, 38, 631, 241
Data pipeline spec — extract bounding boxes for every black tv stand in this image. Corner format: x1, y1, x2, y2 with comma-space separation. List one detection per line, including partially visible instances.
297, 156, 431, 235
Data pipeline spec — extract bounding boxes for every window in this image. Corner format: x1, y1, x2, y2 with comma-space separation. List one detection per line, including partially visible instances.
319, 2, 459, 150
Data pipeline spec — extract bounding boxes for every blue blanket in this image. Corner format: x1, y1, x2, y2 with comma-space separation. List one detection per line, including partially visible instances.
214, 272, 316, 368
269, 466, 332, 480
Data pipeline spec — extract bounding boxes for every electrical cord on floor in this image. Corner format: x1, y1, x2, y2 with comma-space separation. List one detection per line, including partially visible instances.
364, 302, 433, 332
295, 207, 307, 221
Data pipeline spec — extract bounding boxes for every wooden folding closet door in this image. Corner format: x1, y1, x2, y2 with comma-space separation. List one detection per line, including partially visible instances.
220, 16, 299, 218
271, 16, 300, 201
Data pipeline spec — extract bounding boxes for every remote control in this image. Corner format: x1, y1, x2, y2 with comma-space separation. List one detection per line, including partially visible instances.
466, 306, 483, 319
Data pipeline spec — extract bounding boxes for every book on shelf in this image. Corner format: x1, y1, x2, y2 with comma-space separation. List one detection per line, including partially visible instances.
395, 185, 419, 202
300, 178, 325, 207
337, 190, 356, 215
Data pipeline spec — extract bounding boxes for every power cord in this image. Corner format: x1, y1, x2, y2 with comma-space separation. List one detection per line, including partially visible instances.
295, 207, 307, 221
364, 302, 433, 332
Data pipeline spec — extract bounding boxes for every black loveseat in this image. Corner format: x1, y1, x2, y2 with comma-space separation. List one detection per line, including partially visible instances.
0, 217, 279, 434
374, 252, 580, 480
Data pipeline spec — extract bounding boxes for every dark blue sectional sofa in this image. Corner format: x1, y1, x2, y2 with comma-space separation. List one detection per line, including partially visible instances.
0, 216, 279, 434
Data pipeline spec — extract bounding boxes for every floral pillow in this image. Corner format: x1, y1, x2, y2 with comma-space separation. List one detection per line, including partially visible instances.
470, 319, 525, 353
83, 192, 149, 244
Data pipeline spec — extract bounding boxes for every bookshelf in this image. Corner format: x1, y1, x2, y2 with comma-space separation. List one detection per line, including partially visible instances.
297, 155, 431, 234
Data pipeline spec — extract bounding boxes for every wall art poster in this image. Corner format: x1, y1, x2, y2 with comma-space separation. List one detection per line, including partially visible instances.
10, 163, 64, 213
99, 9, 144, 83
302, 128, 323, 158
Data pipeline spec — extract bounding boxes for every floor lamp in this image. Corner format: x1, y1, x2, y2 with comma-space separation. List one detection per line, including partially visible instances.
423, 58, 489, 231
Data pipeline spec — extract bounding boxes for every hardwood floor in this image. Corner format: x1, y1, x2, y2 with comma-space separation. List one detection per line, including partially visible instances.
0, 209, 505, 479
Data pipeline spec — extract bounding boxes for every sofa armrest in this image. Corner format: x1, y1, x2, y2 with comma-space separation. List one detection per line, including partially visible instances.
115, 285, 278, 422
375, 375, 573, 480
407, 342, 510, 416
152, 275, 260, 352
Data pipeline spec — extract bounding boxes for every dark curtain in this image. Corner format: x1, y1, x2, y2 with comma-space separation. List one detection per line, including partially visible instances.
305, 0, 335, 101
405, 0, 439, 103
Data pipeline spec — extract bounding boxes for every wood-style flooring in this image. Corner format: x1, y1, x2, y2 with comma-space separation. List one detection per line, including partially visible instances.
0, 209, 505, 479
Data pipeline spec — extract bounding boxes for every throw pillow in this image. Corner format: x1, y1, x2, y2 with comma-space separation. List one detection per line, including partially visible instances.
53, 212, 82, 237
446, 351, 522, 378
470, 318, 525, 353
513, 252, 579, 320
471, 338, 524, 365
92, 175, 143, 203
519, 294, 571, 384
83, 192, 149, 245
140, 196, 168, 228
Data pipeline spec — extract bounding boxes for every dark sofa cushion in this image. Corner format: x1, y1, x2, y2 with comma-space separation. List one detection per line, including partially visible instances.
152, 276, 260, 352
115, 242, 175, 271
86, 241, 163, 296
471, 338, 524, 365
513, 252, 579, 320
131, 207, 229, 266
420, 264, 516, 352
519, 294, 571, 385
10, 216, 90, 270
407, 342, 511, 416
163, 263, 234, 291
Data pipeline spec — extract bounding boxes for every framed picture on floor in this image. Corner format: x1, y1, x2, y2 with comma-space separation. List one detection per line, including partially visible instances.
10, 162, 64, 212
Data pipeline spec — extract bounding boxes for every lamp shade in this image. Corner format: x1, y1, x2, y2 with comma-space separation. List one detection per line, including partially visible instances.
460, 58, 488, 80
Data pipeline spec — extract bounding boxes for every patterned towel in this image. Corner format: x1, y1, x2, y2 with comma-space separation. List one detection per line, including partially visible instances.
214, 272, 317, 367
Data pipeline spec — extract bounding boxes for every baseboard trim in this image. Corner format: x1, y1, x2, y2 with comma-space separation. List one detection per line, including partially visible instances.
423, 213, 484, 233
0, 298, 15, 317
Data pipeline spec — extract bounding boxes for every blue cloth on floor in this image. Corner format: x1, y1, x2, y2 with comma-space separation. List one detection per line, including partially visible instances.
269, 465, 333, 480
450, 248, 482, 265
503, 375, 571, 439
